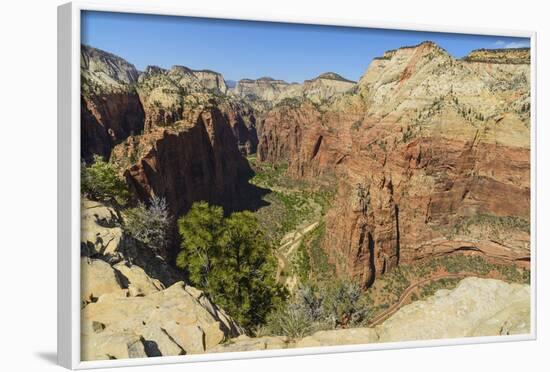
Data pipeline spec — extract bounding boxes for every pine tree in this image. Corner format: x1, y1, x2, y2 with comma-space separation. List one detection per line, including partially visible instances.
176, 202, 286, 328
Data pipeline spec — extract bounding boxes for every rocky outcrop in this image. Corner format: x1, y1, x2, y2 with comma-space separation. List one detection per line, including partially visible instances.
81, 199, 123, 257
80, 198, 246, 361
258, 41, 531, 286
234, 77, 299, 103
302, 72, 356, 104
81, 258, 245, 361
463, 47, 530, 64
136, 65, 229, 131
81, 45, 145, 162
135, 65, 258, 154
110, 104, 256, 222
376, 277, 530, 341
82, 45, 259, 163
210, 277, 530, 353
233, 73, 355, 111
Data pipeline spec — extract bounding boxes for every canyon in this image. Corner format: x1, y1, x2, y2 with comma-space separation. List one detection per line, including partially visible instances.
258, 41, 530, 286
80, 41, 531, 358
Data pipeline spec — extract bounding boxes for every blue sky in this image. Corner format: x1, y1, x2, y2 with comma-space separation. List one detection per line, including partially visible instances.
81, 11, 530, 83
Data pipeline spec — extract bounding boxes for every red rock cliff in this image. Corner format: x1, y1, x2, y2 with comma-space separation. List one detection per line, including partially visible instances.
258, 42, 531, 286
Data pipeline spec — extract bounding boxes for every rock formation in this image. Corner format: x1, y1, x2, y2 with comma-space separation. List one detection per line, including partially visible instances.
81, 45, 145, 162
81, 257, 245, 360
210, 277, 530, 352
80, 199, 245, 361
233, 73, 356, 111
136, 65, 229, 130
110, 102, 256, 222
463, 47, 530, 64
258, 41, 531, 287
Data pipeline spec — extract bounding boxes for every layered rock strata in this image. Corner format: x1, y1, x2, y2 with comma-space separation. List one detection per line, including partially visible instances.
81, 45, 145, 161
258, 41, 531, 286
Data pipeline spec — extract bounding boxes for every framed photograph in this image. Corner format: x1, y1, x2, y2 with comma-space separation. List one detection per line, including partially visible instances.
58, 1, 536, 369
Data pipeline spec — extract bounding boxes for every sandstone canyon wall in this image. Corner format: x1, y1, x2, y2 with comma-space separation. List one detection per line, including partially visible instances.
258, 42, 531, 287
81, 45, 145, 162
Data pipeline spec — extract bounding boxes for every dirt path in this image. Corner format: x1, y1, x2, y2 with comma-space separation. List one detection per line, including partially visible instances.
274, 194, 323, 291
275, 220, 321, 291
368, 272, 482, 326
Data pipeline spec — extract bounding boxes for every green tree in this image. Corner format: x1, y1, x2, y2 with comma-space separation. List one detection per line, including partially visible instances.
176, 202, 286, 328
81, 155, 129, 206
176, 202, 225, 288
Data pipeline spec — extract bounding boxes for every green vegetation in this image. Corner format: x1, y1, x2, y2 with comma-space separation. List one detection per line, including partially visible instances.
248, 160, 288, 188
292, 221, 333, 284
248, 158, 334, 242
419, 277, 462, 298
176, 202, 287, 329
274, 97, 303, 109
265, 280, 371, 337
451, 214, 530, 237
294, 241, 311, 283
81, 155, 129, 206
401, 125, 417, 142
123, 196, 171, 256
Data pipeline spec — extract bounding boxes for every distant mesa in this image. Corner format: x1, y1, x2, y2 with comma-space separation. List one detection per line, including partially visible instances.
463, 47, 530, 64
372, 40, 447, 61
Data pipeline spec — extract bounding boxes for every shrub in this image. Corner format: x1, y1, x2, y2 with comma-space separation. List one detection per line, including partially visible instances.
319, 280, 369, 328
294, 242, 311, 283
176, 202, 287, 328
81, 155, 129, 206
265, 280, 370, 337
265, 304, 314, 338
124, 196, 171, 256
266, 285, 322, 337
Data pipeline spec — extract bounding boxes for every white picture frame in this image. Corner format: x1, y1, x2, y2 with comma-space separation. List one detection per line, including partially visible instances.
57, 1, 537, 369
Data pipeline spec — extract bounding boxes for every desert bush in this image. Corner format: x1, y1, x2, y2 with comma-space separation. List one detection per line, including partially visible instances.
124, 196, 171, 256
266, 304, 314, 338
81, 155, 129, 206
319, 280, 369, 328
266, 280, 370, 337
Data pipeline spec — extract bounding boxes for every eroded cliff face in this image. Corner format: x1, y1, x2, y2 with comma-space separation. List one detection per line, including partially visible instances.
83, 46, 265, 262
233, 73, 356, 112
110, 101, 255, 220
258, 42, 531, 286
81, 45, 145, 161
136, 66, 258, 155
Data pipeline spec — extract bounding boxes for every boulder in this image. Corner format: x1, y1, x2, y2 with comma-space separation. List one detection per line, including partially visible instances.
81, 332, 147, 361
113, 262, 164, 296
81, 280, 245, 360
80, 199, 123, 257
80, 258, 126, 306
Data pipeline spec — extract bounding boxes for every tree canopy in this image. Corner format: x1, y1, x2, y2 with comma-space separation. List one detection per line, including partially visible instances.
81, 155, 129, 206
177, 202, 286, 328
